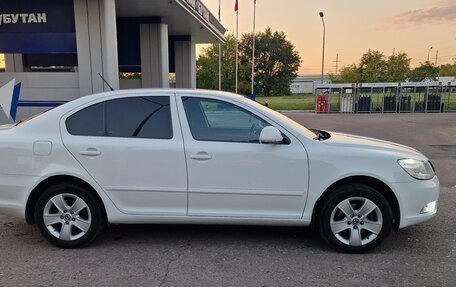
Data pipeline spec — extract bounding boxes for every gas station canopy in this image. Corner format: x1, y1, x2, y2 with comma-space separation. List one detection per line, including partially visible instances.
116, 0, 225, 43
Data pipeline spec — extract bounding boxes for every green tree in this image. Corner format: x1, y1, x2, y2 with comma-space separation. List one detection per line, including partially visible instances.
439, 63, 456, 77
339, 64, 361, 83
196, 35, 248, 93
327, 72, 342, 83
239, 27, 301, 96
328, 64, 361, 83
386, 52, 411, 82
409, 61, 440, 81
330, 51, 411, 83
197, 28, 301, 96
359, 50, 388, 82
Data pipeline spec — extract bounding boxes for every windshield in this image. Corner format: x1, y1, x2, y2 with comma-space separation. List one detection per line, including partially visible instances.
238, 97, 319, 139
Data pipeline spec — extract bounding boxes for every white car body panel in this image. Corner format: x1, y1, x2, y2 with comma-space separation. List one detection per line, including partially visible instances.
0, 89, 439, 230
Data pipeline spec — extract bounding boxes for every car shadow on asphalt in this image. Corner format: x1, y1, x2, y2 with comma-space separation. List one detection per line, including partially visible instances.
91, 223, 419, 254
1, 216, 429, 254
95, 224, 330, 250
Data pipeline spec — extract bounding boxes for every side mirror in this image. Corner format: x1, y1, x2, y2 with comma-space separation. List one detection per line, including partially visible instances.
259, 126, 283, 144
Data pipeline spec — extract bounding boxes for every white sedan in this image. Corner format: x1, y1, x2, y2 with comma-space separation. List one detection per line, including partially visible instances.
0, 90, 439, 252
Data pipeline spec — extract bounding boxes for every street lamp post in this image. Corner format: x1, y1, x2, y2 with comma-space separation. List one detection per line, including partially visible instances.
319, 12, 325, 84
427, 46, 433, 62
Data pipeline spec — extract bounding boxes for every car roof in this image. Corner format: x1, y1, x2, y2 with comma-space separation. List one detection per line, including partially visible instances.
82, 89, 243, 101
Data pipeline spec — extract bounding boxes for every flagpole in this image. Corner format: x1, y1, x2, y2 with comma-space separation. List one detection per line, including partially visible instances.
218, 0, 221, 91
235, 4, 239, 94
251, 0, 256, 95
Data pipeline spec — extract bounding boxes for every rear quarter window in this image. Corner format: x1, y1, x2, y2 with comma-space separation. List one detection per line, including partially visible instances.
66, 102, 105, 136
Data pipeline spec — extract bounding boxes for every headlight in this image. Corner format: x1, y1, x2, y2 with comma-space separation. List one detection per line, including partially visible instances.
398, 159, 435, 180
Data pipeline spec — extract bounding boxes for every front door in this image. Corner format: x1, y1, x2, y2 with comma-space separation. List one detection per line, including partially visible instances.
177, 94, 309, 218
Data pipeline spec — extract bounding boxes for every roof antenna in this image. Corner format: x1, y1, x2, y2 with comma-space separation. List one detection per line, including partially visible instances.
98, 73, 115, 91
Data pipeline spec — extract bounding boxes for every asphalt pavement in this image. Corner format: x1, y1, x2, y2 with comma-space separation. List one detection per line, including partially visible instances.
0, 112, 455, 286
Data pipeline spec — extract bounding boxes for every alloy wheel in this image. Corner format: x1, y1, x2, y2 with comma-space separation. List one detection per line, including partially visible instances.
43, 193, 92, 241
329, 197, 383, 246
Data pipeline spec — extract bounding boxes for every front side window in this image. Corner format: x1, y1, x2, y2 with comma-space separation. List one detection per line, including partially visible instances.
182, 97, 270, 143
66, 96, 172, 139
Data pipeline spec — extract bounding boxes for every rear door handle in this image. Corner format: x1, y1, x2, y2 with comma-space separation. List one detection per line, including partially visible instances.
190, 152, 212, 161
79, 148, 101, 157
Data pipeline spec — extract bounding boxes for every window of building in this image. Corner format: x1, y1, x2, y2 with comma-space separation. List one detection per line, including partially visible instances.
0, 54, 5, 72
23, 53, 78, 72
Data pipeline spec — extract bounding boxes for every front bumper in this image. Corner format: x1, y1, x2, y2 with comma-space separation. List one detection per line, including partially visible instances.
392, 175, 440, 229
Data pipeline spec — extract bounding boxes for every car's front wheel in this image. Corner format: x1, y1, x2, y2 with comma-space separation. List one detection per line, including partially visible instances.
319, 184, 393, 253
34, 183, 105, 248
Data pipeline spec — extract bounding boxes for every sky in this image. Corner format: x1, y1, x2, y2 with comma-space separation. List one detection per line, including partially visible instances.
200, 0, 456, 76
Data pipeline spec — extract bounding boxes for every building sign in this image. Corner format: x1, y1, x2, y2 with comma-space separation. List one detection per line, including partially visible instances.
0, 0, 76, 53
290, 81, 314, 94
0, 13, 47, 25
402, 81, 442, 87
183, 0, 210, 23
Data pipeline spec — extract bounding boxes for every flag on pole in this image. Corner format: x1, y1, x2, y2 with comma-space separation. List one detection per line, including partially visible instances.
235, 0, 238, 12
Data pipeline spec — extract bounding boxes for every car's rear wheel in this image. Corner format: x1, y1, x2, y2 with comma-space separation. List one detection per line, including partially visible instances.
319, 184, 393, 253
34, 183, 105, 248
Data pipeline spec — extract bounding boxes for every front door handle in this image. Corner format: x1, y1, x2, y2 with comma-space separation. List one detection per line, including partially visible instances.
190, 152, 212, 161
79, 148, 101, 157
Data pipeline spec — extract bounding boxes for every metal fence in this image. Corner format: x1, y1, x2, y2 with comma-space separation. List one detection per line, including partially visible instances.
315, 82, 456, 113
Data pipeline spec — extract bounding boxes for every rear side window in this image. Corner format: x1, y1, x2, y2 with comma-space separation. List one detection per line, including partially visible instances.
66, 96, 172, 139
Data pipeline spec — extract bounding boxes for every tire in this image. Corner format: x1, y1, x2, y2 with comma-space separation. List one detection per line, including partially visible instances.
318, 184, 393, 253
34, 182, 105, 248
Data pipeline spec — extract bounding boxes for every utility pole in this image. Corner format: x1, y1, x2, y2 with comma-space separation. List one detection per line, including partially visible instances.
434, 50, 439, 65
333, 54, 341, 75
319, 12, 325, 84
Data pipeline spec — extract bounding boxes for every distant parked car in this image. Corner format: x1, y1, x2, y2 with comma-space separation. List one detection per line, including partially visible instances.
0, 89, 439, 252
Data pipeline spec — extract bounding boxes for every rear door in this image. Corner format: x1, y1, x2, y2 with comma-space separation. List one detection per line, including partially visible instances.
60, 93, 187, 216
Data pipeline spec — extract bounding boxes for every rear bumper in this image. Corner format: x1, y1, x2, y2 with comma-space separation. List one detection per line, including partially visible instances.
392, 176, 440, 229
0, 174, 40, 219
